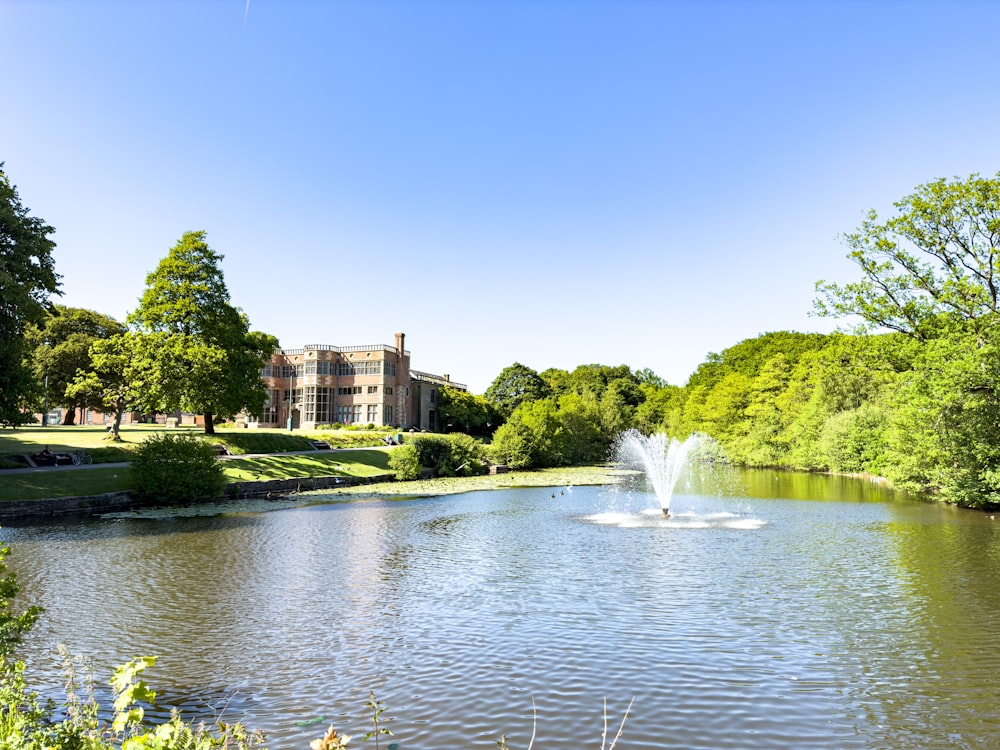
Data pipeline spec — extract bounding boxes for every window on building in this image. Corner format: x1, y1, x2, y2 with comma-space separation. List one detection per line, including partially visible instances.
303, 387, 333, 423
367, 404, 379, 422
367, 385, 378, 394
302, 360, 332, 376
337, 404, 363, 424
385, 386, 393, 396
338, 386, 362, 396
336, 361, 383, 376
384, 404, 394, 425
261, 390, 280, 423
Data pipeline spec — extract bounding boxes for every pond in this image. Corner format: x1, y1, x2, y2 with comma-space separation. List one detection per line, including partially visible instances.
4, 469, 1000, 749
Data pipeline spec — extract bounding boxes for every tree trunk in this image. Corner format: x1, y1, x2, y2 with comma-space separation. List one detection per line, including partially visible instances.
62, 408, 76, 425
203, 411, 215, 435
107, 401, 125, 441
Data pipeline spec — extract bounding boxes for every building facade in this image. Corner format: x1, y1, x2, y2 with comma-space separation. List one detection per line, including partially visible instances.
250, 332, 466, 431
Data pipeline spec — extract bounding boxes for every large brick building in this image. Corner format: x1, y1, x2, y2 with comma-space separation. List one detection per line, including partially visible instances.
250, 332, 465, 431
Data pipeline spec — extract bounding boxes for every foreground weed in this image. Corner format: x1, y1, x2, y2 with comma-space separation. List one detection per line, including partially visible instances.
363, 690, 394, 749
497, 697, 633, 750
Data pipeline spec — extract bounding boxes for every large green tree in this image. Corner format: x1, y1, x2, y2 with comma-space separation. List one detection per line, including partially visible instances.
484, 362, 551, 420
25, 306, 125, 424
0, 164, 60, 426
128, 231, 278, 434
815, 172, 1000, 338
66, 331, 141, 440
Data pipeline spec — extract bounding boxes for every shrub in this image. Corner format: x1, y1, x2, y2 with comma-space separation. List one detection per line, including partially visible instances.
131, 434, 226, 504
388, 444, 421, 480
446, 433, 489, 476
396, 434, 488, 478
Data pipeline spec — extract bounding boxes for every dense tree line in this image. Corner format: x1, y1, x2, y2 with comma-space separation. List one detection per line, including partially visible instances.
473, 323, 1000, 509
475, 173, 1000, 510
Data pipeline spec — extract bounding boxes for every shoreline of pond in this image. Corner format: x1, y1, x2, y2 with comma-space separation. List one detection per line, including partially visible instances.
6, 461, 986, 524
0, 465, 626, 522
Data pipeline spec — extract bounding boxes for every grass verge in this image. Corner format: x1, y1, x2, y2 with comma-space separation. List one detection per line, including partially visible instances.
0, 425, 397, 464
0, 466, 134, 502
221, 449, 391, 481
0, 450, 393, 502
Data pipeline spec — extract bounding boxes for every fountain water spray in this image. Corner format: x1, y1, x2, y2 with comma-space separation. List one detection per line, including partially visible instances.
614, 430, 703, 517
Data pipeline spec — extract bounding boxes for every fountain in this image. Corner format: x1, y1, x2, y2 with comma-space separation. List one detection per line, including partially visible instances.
614, 430, 703, 517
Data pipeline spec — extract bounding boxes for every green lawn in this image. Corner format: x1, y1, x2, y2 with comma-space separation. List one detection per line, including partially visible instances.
221, 449, 392, 481
0, 424, 394, 466
0, 424, 163, 466
0, 466, 134, 502
0, 448, 393, 502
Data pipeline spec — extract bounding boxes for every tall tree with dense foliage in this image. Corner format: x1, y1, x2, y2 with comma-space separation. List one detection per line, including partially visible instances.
815, 172, 1000, 338
128, 231, 278, 434
0, 163, 60, 426
25, 306, 125, 424
485, 362, 551, 420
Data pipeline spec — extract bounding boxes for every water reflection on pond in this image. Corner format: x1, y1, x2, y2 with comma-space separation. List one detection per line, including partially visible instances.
4, 471, 1000, 749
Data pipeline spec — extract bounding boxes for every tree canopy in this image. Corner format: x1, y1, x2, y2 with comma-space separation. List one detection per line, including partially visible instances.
815, 172, 1000, 338
127, 231, 278, 434
484, 362, 551, 419
0, 164, 60, 426
25, 306, 125, 424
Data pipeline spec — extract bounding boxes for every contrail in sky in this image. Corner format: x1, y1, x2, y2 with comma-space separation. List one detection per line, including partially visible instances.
244, 0, 250, 29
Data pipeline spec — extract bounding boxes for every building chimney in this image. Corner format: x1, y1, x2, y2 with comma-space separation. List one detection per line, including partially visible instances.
395, 332, 405, 354
444, 374, 450, 381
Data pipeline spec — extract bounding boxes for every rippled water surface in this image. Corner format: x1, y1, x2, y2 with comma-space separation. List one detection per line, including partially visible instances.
5, 473, 1000, 748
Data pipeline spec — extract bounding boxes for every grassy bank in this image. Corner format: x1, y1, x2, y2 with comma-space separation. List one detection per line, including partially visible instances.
0, 466, 134, 502
0, 424, 396, 467
0, 449, 393, 502
221, 449, 391, 481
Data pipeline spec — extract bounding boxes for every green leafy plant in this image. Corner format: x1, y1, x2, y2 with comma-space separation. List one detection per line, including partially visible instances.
131, 433, 226, 503
387, 444, 420, 480
363, 691, 393, 749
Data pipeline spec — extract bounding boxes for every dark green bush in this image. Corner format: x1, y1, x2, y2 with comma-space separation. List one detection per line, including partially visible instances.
131, 433, 226, 503
402, 434, 488, 478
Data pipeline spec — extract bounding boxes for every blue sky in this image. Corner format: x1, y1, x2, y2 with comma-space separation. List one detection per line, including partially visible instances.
3, 1, 1000, 393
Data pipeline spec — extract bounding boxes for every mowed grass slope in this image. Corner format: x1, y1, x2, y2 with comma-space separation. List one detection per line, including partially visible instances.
0, 424, 394, 501
0, 424, 394, 463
